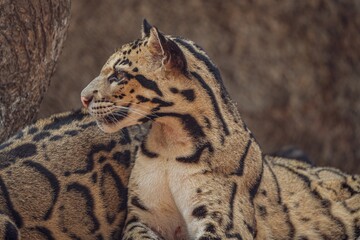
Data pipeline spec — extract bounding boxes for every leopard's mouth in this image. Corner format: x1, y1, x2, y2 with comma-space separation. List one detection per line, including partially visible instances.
99, 107, 130, 125
89, 102, 132, 126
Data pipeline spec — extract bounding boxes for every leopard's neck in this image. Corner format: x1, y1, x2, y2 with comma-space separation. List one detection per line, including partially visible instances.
141, 78, 263, 178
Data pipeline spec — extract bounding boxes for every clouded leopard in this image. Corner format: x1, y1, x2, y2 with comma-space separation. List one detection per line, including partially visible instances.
0, 110, 148, 239
81, 20, 360, 239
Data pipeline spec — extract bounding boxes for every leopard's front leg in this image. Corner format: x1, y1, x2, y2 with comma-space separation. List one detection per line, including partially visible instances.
122, 168, 257, 240
121, 161, 186, 240
122, 216, 163, 240
173, 175, 256, 240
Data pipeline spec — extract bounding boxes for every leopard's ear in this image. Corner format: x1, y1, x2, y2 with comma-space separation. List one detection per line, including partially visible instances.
148, 27, 167, 56
141, 19, 153, 38
148, 27, 187, 75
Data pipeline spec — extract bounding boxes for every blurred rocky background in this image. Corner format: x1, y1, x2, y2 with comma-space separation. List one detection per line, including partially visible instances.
39, 0, 360, 174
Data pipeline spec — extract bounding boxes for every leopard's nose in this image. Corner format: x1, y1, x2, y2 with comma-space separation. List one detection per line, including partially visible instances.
81, 95, 93, 108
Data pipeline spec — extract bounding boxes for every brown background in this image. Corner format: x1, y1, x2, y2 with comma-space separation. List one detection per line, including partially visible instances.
39, 0, 360, 174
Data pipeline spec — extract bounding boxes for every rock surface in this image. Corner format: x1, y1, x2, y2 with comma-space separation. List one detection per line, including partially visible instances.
0, 0, 71, 142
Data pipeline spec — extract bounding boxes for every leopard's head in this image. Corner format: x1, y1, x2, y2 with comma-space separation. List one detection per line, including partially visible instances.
81, 20, 223, 133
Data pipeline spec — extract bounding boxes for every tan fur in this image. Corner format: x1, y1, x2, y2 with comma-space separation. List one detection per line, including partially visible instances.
0, 110, 148, 239
82, 21, 360, 239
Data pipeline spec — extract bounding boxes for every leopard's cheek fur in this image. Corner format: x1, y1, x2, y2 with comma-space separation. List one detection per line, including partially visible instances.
82, 44, 167, 133
85, 75, 166, 133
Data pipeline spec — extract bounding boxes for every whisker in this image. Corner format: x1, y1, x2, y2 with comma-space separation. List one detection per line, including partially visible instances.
113, 106, 155, 117
112, 100, 156, 110
112, 105, 158, 119
111, 111, 148, 122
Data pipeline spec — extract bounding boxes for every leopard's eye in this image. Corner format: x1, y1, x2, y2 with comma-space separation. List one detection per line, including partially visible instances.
108, 71, 126, 84
108, 74, 118, 83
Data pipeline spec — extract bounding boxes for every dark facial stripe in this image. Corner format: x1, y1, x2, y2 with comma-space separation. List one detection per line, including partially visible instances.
119, 59, 130, 65
113, 59, 122, 69
150, 98, 174, 107
232, 139, 252, 176
190, 71, 229, 136
134, 75, 163, 97
23, 160, 60, 220
136, 95, 150, 103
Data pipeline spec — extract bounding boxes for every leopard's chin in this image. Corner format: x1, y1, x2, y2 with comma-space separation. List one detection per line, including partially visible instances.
95, 114, 139, 133
96, 121, 121, 133
88, 106, 133, 133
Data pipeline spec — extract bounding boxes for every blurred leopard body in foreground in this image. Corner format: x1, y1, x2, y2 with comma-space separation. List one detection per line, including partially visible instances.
81, 20, 360, 239
0, 110, 148, 239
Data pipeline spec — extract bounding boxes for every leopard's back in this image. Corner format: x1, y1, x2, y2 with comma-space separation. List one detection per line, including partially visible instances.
0, 109, 147, 239
255, 155, 360, 239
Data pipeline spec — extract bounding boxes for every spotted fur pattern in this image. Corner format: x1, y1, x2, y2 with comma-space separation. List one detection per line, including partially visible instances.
81, 20, 360, 239
0, 109, 148, 239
